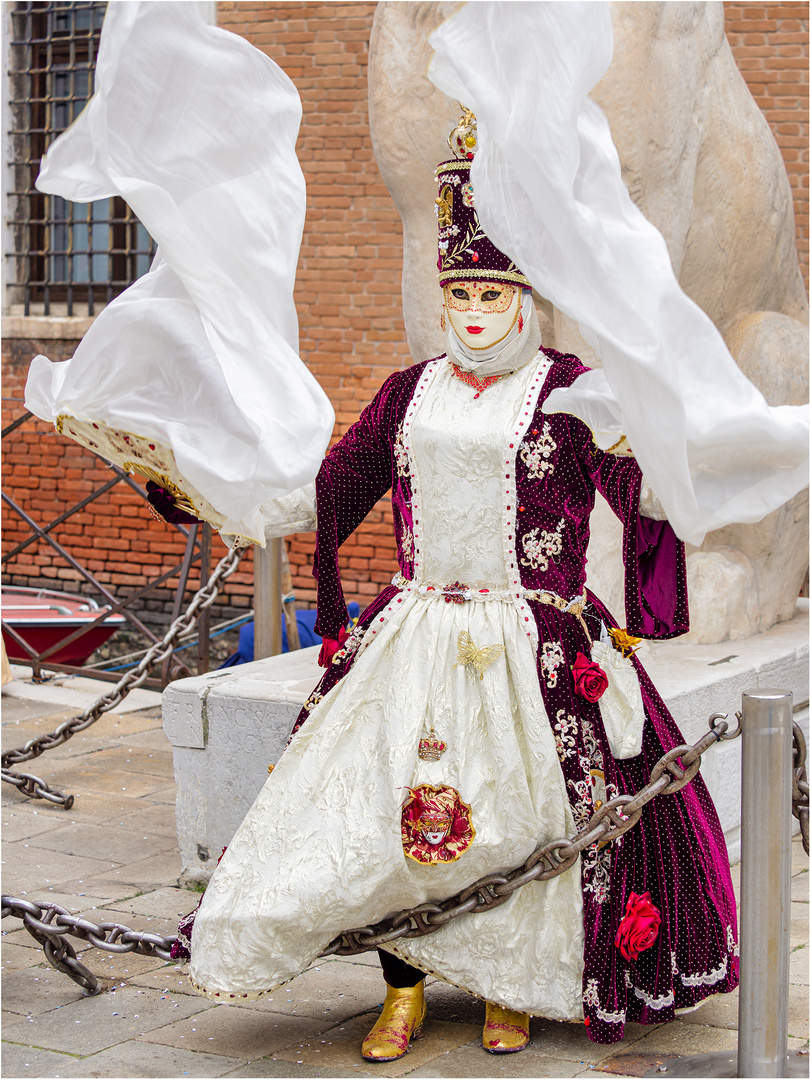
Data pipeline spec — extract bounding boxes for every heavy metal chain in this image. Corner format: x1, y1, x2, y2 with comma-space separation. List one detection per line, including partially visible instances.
1, 548, 244, 808
2, 710, 746, 995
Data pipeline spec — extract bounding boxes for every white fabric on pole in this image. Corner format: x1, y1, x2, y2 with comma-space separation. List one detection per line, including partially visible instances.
25, 1, 334, 542
427, 2, 808, 546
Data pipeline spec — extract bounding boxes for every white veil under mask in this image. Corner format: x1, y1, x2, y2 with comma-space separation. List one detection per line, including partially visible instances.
428, 2, 808, 547
24, 2, 334, 543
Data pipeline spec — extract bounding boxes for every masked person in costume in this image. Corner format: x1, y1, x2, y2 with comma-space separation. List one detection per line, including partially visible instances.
161, 110, 739, 1061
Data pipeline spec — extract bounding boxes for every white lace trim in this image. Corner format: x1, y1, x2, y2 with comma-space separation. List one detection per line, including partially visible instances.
596, 1006, 626, 1023
633, 986, 674, 1010
503, 353, 553, 653
680, 956, 728, 987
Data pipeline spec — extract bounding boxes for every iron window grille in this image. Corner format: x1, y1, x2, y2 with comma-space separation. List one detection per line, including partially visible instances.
7, 1, 155, 317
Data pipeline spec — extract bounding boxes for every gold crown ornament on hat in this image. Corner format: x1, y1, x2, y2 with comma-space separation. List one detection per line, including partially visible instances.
435, 106, 530, 288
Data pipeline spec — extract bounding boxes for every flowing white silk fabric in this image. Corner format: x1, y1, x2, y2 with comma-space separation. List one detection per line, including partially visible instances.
427, 2, 808, 546
25, 1, 333, 541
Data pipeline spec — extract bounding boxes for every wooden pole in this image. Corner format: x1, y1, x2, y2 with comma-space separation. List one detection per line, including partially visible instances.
254, 538, 283, 658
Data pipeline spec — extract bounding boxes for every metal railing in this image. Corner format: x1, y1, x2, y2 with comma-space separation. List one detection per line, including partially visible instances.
2, 407, 225, 688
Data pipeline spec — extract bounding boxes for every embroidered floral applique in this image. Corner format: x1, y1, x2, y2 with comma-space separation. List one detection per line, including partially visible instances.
584, 979, 600, 1008
671, 950, 679, 975
519, 421, 557, 481
400, 525, 414, 563
330, 625, 365, 666
553, 708, 577, 761
584, 979, 625, 1024
726, 925, 739, 957
624, 970, 633, 988
541, 642, 566, 688
393, 424, 410, 480
520, 518, 565, 571
302, 690, 323, 713
568, 718, 618, 905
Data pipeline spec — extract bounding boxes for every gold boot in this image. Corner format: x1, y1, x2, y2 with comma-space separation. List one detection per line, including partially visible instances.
482, 1001, 530, 1053
361, 981, 426, 1062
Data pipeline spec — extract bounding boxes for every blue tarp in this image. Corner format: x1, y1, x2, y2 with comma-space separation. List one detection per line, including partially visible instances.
219, 602, 360, 668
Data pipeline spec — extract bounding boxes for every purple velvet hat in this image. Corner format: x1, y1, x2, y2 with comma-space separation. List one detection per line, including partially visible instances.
435, 107, 531, 289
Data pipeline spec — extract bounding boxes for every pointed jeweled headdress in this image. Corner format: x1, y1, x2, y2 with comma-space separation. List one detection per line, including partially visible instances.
435, 107, 531, 289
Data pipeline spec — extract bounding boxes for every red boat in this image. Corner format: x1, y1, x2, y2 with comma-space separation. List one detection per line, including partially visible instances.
1, 586, 125, 666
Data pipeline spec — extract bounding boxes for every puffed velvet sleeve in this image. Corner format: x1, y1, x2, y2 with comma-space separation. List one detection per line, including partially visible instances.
575, 420, 689, 640
312, 372, 401, 640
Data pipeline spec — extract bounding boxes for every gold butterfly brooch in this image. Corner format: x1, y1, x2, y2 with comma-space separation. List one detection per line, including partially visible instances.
453, 631, 505, 680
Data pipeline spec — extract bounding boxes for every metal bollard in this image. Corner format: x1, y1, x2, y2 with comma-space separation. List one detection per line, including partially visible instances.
646, 689, 800, 1079
738, 688, 793, 1079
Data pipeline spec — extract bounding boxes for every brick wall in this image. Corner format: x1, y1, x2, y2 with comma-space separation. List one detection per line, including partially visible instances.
2, 1, 807, 640
724, 2, 809, 289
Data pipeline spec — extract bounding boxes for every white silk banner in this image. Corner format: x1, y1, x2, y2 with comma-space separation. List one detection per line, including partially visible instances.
428, 2, 808, 546
25, 1, 334, 542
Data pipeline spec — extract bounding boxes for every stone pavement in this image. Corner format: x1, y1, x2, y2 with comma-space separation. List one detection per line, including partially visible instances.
2, 670, 809, 1079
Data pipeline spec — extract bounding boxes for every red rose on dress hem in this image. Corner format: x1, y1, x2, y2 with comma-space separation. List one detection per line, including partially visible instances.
615, 891, 662, 961
571, 652, 609, 702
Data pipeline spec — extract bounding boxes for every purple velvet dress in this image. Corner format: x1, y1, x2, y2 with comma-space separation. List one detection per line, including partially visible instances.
290, 348, 739, 1043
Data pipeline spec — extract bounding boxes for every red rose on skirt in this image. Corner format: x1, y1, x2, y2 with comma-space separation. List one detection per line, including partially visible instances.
571, 652, 609, 702
615, 891, 662, 960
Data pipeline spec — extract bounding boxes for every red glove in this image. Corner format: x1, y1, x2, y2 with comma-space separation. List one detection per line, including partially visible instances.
318, 625, 348, 668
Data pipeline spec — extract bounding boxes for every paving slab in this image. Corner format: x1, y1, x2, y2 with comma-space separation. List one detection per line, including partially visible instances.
130, 968, 205, 997
629, 1019, 738, 1056
100, 802, 180, 840
77, 951, 173, 985
272, 1013, 480, 1078
30, 822, 176, 864
52, 1039, 246, 1078
1, 810, 85, 844
234, 962, 386, 1023
1, 843, 111, 891
4, 670, 162, 715
677, 987, 739, 1030
69, 849, 183, 894
406, 1043, 594, 1078
4, 984, 214, 1056
102, 886, 197, 922
792, 871, 809, 903
32, 765, 169, 800
523, 1016, 649, 1065
1, 964, 87, 1016
83, 746, 175, 779
2, 942, 54, 974
140, 1003, 336, 1059
222, 1060, 381, 1078
122, 726, 177, 752
790, 945, 810, 986
0, 1042, 82, 1079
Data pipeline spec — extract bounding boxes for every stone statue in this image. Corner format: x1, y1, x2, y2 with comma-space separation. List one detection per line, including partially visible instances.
368, 0, 808, 644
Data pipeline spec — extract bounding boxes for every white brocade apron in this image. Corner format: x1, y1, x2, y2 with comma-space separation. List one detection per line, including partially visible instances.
189, 360, 585, 1019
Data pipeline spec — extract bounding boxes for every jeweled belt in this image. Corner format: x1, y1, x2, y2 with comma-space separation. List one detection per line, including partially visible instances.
391, 571, 587, 619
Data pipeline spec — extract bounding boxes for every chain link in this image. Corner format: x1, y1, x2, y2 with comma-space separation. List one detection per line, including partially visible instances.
4, 711, 807, 996
1, 548, 244, 807
2, 711, 740, 990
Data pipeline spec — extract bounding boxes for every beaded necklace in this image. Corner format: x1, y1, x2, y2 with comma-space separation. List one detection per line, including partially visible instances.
449, 362, 514, 400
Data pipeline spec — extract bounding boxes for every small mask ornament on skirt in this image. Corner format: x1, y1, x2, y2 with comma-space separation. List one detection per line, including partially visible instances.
444, 280, 521, 351
401, 784, 475, 864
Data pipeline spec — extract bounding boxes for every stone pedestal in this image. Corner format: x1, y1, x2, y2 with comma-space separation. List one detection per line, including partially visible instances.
163, 603, 808, 883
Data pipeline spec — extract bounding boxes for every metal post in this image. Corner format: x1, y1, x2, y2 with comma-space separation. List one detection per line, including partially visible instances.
738, 688, 793, 1079
644, 688, 800, 1080
254, 538, 283, 659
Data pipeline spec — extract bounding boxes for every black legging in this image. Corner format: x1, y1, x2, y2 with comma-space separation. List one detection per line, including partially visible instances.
377, 948, 424, 987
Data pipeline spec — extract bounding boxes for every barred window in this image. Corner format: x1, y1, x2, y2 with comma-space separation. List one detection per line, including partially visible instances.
7, 1, 155, 317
